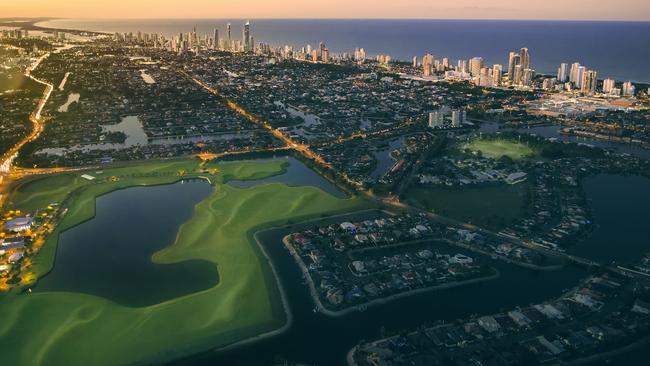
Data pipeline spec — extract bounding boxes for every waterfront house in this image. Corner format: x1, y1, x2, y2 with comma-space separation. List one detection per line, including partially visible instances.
3, 217, 33, 233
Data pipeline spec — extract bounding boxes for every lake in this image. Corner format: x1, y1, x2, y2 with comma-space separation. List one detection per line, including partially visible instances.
35, 180, 218, 307
371, 137, 404, 178
57, 92, 80, 112
228, 156, 347, 198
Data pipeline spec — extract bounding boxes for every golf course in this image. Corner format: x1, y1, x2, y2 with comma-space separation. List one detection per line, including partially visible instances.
0, 158, 368, 366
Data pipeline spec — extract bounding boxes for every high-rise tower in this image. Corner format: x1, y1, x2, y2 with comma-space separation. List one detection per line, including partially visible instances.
243, 21, 251, 52
422, 54, 435, 76
469, 57, 483, 77
557, 63, 568, 82
508, 52, 521, 82
520, 48, 530, 70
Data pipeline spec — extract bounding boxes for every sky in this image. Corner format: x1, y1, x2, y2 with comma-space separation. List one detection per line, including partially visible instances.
1, 0, 649, 21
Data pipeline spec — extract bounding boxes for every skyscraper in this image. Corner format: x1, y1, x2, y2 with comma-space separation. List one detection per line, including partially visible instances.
576, 66, 586, 88
492, 64, 503, 86
321, 48, 330, 63
422, 54, 435, 76
622, 81, 636, 96
243, 21, 251, 52
522, 68, 535, 86
602, 78, 616, 94
451, 110, 466, 128
543, 78, 556, 91
469, 57, 483, 77
355, 48, 367, 63
213, 28, 219, 50
227, 23, 231, 40
479, 67, 492, 87
513, 65, 524, 85
457, 60, 468, 74
191, 26, 197, 48
442, 58, 450, 69
428, 111, 444, 128
508, 52, 521, 82
557, 63, 568, 83
520, 48, 530, 70
581, 70, 598, 94
570, 63, 581, 84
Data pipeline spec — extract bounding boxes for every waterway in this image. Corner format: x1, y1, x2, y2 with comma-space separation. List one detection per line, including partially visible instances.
140, 69, 155, 84
28, 157, 649, 364
37, 115, 255, 155
176, 159, 649, 365
35, 180, 218, 307
57, 92, 80, 112
568, 174, 650, 265
175, 211, 586, 366
274, 101, 321, 127
38, 115, 147, 155
371, 137, 404, 178
58, 72, 71, 91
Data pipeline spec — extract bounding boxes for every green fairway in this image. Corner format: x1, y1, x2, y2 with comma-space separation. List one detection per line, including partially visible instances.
464, 138, 535, 160
0, 158, 367, 366
405, 183, 530, 230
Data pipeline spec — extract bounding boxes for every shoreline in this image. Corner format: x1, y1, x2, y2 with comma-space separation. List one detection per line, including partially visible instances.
190, 230, 295, 356
561, 128, 650, 151
2, 158, 362, 365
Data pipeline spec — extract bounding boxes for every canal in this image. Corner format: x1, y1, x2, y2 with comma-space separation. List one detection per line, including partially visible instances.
31, 157, 648, 365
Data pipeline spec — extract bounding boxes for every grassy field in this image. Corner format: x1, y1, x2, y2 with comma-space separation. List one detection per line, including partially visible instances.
0, 158, 367, 366
405, 183, 530, 230
464, 138, 536, 160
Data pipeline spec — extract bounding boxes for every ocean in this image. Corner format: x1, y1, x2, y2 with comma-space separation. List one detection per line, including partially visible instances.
40, 19, 650, 83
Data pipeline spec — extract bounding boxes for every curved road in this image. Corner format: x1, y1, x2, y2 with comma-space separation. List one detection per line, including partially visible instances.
0, 52, 53, 207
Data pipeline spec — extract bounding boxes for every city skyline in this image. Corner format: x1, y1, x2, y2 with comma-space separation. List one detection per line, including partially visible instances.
2, 0, 650, 21
2, 5, 650, 366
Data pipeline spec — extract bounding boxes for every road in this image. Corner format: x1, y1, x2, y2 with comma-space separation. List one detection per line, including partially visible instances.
185, 72, 364, 191
0, 62, 636, 280
0, 52, 54, 207
183, 71, 641, 279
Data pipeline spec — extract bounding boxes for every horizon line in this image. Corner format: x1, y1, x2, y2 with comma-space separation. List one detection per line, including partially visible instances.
4, 17, 650, 23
